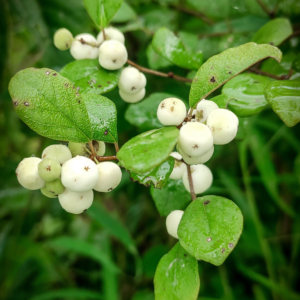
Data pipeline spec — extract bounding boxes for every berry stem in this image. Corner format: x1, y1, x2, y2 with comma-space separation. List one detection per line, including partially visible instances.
96, 155, 119, 162
114, 142, 119, 153
126, 60, 193, 83
89, 141, 97, 157
102, 28, 107, 41
186, 164, 197, 201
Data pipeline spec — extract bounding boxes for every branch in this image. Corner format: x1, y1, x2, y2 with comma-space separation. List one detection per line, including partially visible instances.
96, 155, 119, 162
186, 164, 196, 201
249, 67, 291, 80
255, 0, 274, 18
127, 60, 193, 83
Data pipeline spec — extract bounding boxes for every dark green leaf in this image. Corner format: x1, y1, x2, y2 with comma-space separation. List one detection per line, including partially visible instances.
252, 18, 293, 46
83, 0, 123, 28
60, 59, 121, 95
127, 157, 174, 189
8, 68, 93, 142
152, 28, 203, 70
112, 1, 136, 23
150, 179, 191, 217
146, 44, 173, 70
178, 195, 243, 266
189, 42, 282, 108
154, 243, 200, 300
83, 94, 118, 143
292, 53, 300, 73
264, 80, 300, 127
117, 127, 179, 173
31, 289, 103, 300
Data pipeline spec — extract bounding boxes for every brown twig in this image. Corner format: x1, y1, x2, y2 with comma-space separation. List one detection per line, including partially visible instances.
126, 60, 193, 83
255, 0, 274, 18
249, 67, 291, 80
96, 155, 119, 162
89, 141, 97, 157
186, 164, 196, 201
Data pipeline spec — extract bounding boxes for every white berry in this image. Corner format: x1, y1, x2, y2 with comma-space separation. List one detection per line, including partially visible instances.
193, 99, 219, 123
61, 156, 99, 192
206, 109, 239, 145
70, 33, 99, 60
59, 189, 93, 214
118, 67, 146, 94
97, 27, 125, 44
54, 28, 73, 51
178, 122, 213, 157
166, 210, 184, 239
98, 40, 128, 70
119, 88, 145, 103
169, 152, 186, 180
42, 144, 72, 165
93, 162, 122, 192
178, 145, 214, 165
157, 98, 186, 126
182, 164, 213, 194
16, 157, 45, 190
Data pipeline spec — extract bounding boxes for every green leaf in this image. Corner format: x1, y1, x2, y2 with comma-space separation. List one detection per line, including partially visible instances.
211, 73, 273, 117
264, 80, 300, 127
146, 44, 173, 70
60, 59, 121, 95
178, 195, 243, 266
117, 127, 179, 173
30, 289, 103, 300
189, 42, 282, 108
127, 157, 174, 189
150, 179, 191, 217
152, 27, 203, 70
111, 1, 136, 23
252, 18, 293, 46
154, 243, 200, 300
8, 68, 93, 143
292, 53, 300, 73
83, 0, 123, 28
83, 94, 118, 143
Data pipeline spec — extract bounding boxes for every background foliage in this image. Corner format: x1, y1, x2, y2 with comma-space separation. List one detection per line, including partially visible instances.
0, 0, 300, 299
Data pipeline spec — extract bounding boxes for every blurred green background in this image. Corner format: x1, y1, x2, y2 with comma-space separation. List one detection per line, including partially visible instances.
0, 0, 300, 299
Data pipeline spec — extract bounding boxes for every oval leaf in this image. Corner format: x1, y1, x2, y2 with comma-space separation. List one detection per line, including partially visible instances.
264, 80, 300, 127
8, 68, 92, 143
152, 27, 203, 70
60, 59, 121, 95
154, 243, 200, 300
189, 42, 282, 108
117, 127, 179, 173
252, 18, 293, 46
178, 195, 243, 266
83, 94, 118, 143
111, 1, 136, 23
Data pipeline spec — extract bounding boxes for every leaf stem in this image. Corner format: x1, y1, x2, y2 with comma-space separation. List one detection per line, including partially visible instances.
126, 60, 193, 83
89, 141, 97, 157
96, 155, 119, 162
102, 27, 107, 41
186, 164, 196, 201
114, 142, 119, 153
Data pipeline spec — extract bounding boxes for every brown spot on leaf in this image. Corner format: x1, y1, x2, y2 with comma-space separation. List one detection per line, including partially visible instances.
14, 101, 18, 106
98, 85, 102, 88
210, 76, 216, 83
107, 81, 110, 84
53, 73, 57, 76
203, 200, 210, 205
104, 129, 108, 135
65, 83, 69, 87
221, 248, 225, 253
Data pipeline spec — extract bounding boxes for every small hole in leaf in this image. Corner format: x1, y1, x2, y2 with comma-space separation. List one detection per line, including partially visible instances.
45, 71, 50, 75
65, 83, 68, 87
77, 87, 80, 91
14, 101, 18, 106
24, 102, 29, 106
228, 243, 234, 248
104, 130, 108, 135
206, 237, 212, 242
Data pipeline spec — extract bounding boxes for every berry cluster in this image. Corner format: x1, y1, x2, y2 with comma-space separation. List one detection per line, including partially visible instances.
16, 142, 122, 214
156, 97, 239, 238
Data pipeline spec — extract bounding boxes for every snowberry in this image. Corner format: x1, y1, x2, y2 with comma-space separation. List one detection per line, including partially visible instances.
61, 156, 99, 192
206, 109, 239, 145
16, 157, 45, 190
93, 162, 122, 192
182, 164, 213, 194
193, 99, 219, 123
178, 122, 213, 157
169, 152, 186, 180
97, 27, 125, 44
91, 141, 106, 156
70, 33, 99, 60
178, 145, 214, 165
119, 88, 145, 103
54, 28, 73, 51
68, 141, 105, 157
59, 189, 94, 214
98, 40, 128, 70
41, 186, 57, 198
118, 67, 147, 94
46, 178, 66, 196
157, 98, 186, 126
42, 144, 72, 165
38, 158, 61, 182
166, 210, 184, 239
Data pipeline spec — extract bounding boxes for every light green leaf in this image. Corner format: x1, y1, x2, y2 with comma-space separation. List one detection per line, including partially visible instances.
127, 157, 174, 189
60, 59, 121, 95
83, 94, 118, 143
112, 1, 136, 23
117, 127, 179, 173
150, 179, 191, 216
252, 18, 293, 46
146, 44, 173, 70
264, 80, 300, 127
83, 0, 123, 28
154, 243, 200, 300
178, 195, 243, 266
31, 289, 103, 300
8, 68, 92, 143
152, 28, 203, 70
189, 42, 282, 108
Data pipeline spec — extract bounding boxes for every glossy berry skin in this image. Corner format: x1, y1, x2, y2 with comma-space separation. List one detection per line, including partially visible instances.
98, 40, 128, 70
119, 88, 145, 103
70, 33, 99, 60
46, 178, 66, 195
59, 189, 94, 214
157, 98, 186, 126
42, 144, 72, 165
38, 158, 61, 182
68, 141, 106, 157
118, 67, 146, 94
54, 28, 73, 51
97, 27, 125, 44
16, 157, 45, 190
193, 99, 219, 123
178, 145, 214, 165
182, 164, 213, 194
166, 210, 184, 239
41, 186, 58, 198
169, 152, 186, 180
